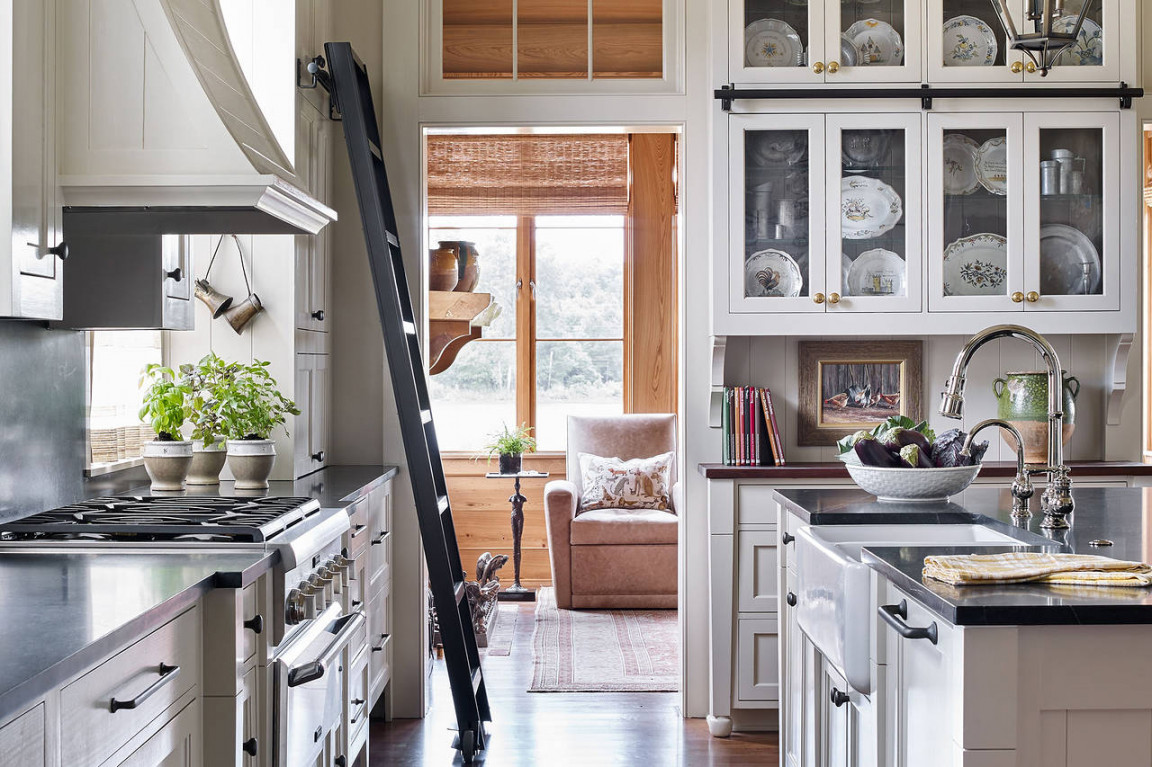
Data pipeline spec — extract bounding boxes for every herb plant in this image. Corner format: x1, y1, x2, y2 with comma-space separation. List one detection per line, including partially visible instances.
139, 364, 191, 441
180, 353, 232, 448
216, 360, 300, 441
480, 423, 537, 460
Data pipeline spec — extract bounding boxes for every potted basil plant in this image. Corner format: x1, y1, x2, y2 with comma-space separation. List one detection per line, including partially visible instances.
482, 423, 536, 474
138, 364, 193, 491
181, 353, 230, 485
219, 360, 301, 489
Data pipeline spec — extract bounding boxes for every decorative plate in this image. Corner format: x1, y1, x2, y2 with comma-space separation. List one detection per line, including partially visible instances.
845, 248, 905, 297
943, 233, 1008, 296
942, 15, 998, 67
1052, 16, 1104, 67
1039, 224, 1101, 295
840, 176, 903, 239
745, 19, 804, 68
842, 253, 853, 286
845, 19, 904, 66
975, 137, 1009, 195
840, 34, 860, 67
749, 132, 808, 166
942, 134, 981, 195
745, 249, 803, 298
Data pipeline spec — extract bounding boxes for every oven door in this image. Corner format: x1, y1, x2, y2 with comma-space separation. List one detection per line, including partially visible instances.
273, 603, 364, 767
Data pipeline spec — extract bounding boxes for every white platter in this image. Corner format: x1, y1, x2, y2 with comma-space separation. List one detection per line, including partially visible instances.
840, 34, 860, 67
942, 15, 998, 66
745, 249, 803, 298
845, 19, 904, 66
942, 134, 981, 195
745, 19, 804, 68
943, 233, 1008, 296
1053, 16, 1104, 67
841, 176, 903, 239
975, 137, 1009, 195
1039, 224, 1101, 296
845, 249, 905, 297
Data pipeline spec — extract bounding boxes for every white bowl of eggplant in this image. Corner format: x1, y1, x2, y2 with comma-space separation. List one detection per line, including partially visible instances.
837, 417, 988, 503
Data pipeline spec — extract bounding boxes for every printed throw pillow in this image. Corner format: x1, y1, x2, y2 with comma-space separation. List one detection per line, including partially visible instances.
577, 451, 675, 514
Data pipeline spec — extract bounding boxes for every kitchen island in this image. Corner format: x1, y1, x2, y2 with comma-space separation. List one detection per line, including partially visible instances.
775, 486, 1152, 767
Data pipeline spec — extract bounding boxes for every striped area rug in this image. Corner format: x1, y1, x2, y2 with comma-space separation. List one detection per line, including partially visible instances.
529, 588, 679, 692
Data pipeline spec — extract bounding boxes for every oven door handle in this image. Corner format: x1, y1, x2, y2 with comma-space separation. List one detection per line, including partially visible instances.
286, 611, 365, 688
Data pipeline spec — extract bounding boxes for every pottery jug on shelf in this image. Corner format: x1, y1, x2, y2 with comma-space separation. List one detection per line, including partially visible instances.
992, 371, 1080, 465
429, 243, 459, 291
437, 240, 480, 292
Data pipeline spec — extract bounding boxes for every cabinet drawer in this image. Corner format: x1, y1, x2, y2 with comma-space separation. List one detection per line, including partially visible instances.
368, 530, 392, 597
737, 486, 779, 526
0, 704, 45, 766
348, 555, 369, 658
738, 530, 779, 613
348, 648, 370, 743
112, 696, 201, 767
368, 580, 392, 697
737, 617, 780, 703
62, 606, 201, 767
345, 497, 371, 560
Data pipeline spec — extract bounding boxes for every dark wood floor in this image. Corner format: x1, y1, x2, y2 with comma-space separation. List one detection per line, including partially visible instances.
368, 603, 778, 766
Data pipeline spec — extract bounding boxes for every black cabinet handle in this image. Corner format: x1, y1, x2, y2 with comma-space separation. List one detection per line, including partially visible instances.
242, 738, 258, 756
782, 532, 795, 545
48, 242, 69, 260
243, 614, 263, 635
165, 267, 183, 282
351, 698, 365, 706
786, 591, 797, 607
312, 450, 326, 462
335, 756, 347, 767
312, 309, 325, 321
110, 663, 180, 712
350, 523, 367, 539
352, 599, 363, 610
879, 600, 938, 645
830, 688, 850, 708
371, 531, 387, 546
372, 633, 389, 652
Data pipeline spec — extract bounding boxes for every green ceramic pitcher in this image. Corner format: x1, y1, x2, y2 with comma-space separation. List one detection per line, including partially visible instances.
992, 370, 1079, 465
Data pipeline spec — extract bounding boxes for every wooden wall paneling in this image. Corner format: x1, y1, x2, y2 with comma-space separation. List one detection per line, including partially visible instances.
517, 0, 588, 78
628, 133, 678, 414
592, 0, 663, 78
442, 0, 513, 78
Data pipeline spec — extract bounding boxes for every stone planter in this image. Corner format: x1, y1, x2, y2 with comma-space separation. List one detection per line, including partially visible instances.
187, 441, 228, 485
142, 439, 193, 491
498, 453, 522, 475
227, 439, 277, 489
993, 370, 1080, 465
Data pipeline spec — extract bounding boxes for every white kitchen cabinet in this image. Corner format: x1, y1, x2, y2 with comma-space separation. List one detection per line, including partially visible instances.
295, 102, 332, 334
736, 617, 780, 704
0, 705, 46, 766
0, 0, 62, 320
293, 353, 330, 478
729, 0, 922, 85
781, 567, 803, 767
738, 530, 779, 612
113, 698, 202, 767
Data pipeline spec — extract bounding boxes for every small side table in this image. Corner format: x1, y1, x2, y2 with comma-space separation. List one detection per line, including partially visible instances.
485, 471, 549, 602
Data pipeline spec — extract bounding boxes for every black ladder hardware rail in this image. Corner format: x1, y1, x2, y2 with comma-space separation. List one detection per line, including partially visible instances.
317, 43, 490, 763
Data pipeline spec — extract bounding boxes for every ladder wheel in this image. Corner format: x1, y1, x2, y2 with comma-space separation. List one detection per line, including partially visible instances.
460, 728, 476, 763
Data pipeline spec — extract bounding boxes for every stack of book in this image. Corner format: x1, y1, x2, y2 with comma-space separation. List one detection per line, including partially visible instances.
721, 386, 785, 466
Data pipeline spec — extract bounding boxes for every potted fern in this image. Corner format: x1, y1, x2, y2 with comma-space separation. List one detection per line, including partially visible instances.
181, 353, 231, 485
138, 364, 193, 491
219, 360, 300, 489
482, 423, 536, 474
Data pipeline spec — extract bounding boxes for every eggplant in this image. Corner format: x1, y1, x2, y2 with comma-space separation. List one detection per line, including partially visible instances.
882, 427, 932, 455
855, 436, 900, 467
899, 444, 933, 469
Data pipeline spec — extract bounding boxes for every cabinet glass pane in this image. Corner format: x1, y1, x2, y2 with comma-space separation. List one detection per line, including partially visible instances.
841, 129, 907, 297
744, 130, 811, 299
940, 129, 1009, 297
1038, 127, 1104, 296
840, 1, 906, 67
1049, 0, 1104, 70
940, 1, 1008, 68
743, 1, 809, 70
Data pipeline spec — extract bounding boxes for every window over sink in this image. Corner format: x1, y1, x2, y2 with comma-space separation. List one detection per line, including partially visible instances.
85, 331, 162, 474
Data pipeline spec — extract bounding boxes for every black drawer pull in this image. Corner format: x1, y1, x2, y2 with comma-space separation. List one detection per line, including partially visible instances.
371, 531, 388, 546
352, 599, 363, 610
350, 523, 368, 539
165, 267, 183, 282
312, 309, 325, 321
48, 242, 68, 260
110, 663, 180, 712
312, 450, 325, 462
879, 600, 938, 645
830, 688, 850, 708
335, 756, 347, 767
782, 532, 795, 545
242, 738, 258, 756
372, 633, 389, 652
786, 591, 797, 607
243, 614, 263, 635
351, 698, 365, 706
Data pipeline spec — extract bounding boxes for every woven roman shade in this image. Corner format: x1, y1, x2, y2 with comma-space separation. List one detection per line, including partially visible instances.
426, 134, 630, 215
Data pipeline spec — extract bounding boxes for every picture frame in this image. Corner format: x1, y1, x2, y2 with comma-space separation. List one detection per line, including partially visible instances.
798, 340, 923, 446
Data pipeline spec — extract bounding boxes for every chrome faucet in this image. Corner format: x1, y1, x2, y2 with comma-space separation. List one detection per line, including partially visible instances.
962, 419, 1033, 520
940, 324, 1074, 529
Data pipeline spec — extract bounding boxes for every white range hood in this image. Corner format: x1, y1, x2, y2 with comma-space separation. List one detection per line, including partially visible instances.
57, 0, 335, 235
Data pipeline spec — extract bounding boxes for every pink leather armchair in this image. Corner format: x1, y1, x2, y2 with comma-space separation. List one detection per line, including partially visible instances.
544, 414, 679, 609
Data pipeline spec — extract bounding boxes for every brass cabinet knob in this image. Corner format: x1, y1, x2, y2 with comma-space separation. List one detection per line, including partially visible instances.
813, 62, 825, 74
828, 292, 841, 304
813, 292, 826, 304
1025, 61, 1037, 74
1011, 291, 1024, 303
1010, 61, 1024, 74
1026, 291, 1040, 303
827, 61, 840, 74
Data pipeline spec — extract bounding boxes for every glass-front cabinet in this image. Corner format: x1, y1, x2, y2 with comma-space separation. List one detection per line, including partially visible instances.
731, 0, 921, 85
928, 110, 1120, 314
728, 112, 921, 316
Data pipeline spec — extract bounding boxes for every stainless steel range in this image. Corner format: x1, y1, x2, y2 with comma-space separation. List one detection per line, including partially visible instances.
0, 495, 360, 767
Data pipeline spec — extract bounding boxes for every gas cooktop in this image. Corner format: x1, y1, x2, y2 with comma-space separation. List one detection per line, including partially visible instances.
0, 496, 323, 543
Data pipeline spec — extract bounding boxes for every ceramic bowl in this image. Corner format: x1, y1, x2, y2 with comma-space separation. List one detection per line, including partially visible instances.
845, 463, 982, 502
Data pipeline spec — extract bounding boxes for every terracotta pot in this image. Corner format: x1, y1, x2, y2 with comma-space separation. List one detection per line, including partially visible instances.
227, 439, 277, 489
993, 370, 1080, 464
429, 243, 459, 291
438, 240, 480, 292
498, 453, 522, 475
187, 441, 228, 485
142, 439, 193, 491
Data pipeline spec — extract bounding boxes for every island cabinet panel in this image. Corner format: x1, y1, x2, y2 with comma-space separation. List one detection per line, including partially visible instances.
737, 530, 779, 612
61, 606, 201, 767
0, 704, 46, 766
111, 697, 201, 767
736, 617, 780, 704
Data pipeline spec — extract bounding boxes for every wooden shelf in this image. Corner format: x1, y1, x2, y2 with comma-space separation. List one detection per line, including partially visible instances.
429, 291, 497, 375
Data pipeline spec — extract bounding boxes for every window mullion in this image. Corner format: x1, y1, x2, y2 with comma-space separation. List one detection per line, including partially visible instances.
515, 215, 536, 433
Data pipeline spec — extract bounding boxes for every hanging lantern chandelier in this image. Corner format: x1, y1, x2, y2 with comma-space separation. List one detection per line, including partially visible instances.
987, 0, 1097, 77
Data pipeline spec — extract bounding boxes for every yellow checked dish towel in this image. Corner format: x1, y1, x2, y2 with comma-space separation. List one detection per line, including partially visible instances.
923, 552, 1152, 587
